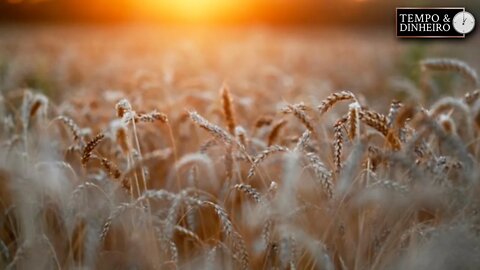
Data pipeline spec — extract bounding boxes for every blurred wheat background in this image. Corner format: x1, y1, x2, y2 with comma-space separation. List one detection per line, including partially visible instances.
1, 0, 480, 269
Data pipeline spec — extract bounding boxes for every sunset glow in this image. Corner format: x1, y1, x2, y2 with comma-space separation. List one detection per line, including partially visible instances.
139, 0, 251, 23
0, 0, 370, 25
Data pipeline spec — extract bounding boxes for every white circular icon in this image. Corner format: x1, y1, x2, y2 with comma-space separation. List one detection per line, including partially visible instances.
453, 11, 475, 34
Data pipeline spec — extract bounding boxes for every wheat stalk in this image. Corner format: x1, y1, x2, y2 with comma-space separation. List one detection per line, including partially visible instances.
347, 102, 361, 141
235, 126, 248, 148
28, 93, 48, 121
234, 184, 262, 203
164, 193, 184, 240
358, 110, 388, 136
134, 110, 168, 123
464, 89, 480, 105
293, 130, 311, 152
421, 58, 479, 87
254, 115, 273, 129
119, 148, 172, 182
70, 182, 112, 209
387, 100, 402, 128
115, 98, 132, 118
99, 203, 133, 241
284, 104, 316, 134
438, 114, 457, 135
81, 133, 105, 165
429, 97, 470, 119
101, 157, 122, 181
189, 111, 234, 145
372, 180, 409, 194
305, 152, 333, 198
225, 145, 234, 181
247, 145, 289, 179
203, 201, 249, 270
157, 223, 203, 244
220, 84, 237, 135
317, 91, 356, 115
56, 115, 83, 145
333, 115, 347, 173
199, 138, 218, 153
268, 119, 287, 146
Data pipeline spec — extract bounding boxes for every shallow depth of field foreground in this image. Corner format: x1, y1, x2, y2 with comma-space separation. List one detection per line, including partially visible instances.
1, 26, 480, 270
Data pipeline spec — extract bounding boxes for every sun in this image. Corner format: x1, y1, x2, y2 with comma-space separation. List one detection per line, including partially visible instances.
141, 0, 247, 23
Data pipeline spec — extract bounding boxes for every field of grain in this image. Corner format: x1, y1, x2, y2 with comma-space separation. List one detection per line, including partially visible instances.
1, 26, 480, 269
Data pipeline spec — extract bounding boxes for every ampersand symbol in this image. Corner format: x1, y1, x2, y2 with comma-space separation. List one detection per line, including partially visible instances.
444, 14, 450, 22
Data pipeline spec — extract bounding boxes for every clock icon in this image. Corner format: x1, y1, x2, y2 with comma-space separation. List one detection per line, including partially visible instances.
453, 11, 475, 34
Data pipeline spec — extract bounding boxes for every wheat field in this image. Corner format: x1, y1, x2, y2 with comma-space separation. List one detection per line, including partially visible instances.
1, 26, 480, 270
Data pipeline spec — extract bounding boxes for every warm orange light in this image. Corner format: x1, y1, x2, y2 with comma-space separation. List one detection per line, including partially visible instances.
141, 0, 248, 23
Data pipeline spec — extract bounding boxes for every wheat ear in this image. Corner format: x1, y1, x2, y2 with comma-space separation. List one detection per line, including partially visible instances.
220, 84, 237, 135
464, 89, 480, 105
56, 115, 83, 144
347, 102, 361, 141
247, 145, 289, 179
189, 111, 234, 145
284, 104, 316, 134
81, 133, 105, 165
387, 100, 402, 128
268, 119, 287, 146
333, 115, 347, 173
421, 58, 479, 87
234, 184, 262, 203
317, 91, 356, 115
305, 152, 333, 198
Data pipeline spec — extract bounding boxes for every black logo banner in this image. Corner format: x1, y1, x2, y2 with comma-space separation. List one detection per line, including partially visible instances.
396, 7, 465, 38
